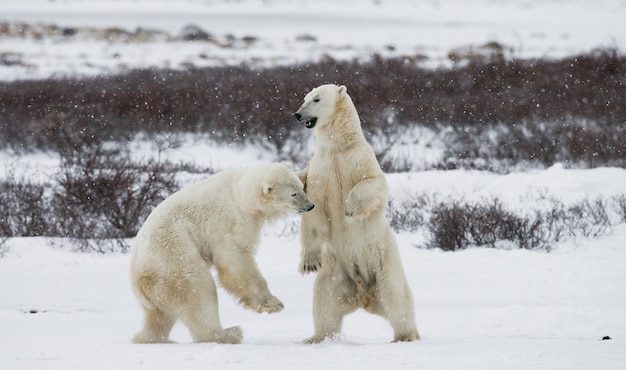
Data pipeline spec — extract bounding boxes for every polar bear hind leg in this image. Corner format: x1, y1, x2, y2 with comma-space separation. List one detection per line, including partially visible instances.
133, 256, 242, 344
176, 266, 243, 344
304, 270, 359, 344
132, 307, 177, 344
374, 271, 420, 342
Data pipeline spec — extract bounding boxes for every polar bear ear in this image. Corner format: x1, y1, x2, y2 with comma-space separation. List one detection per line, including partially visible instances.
338, 85, 347, 94
280, 162, 293, 169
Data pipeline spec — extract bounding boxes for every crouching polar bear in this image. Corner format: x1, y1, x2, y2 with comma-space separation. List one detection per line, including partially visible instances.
130, 162, 314, 344
294, 84, 419, 343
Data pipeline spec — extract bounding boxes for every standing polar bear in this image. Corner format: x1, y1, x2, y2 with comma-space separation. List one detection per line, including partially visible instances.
130, 162, 314, 344
294, 84, 419, 343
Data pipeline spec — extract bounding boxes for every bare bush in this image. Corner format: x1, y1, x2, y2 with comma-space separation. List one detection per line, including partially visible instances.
52, 143, 178, 253
0, 168, 52, 257
422, 195, 622, 251
426, 200, 552, 251
0, 50, 624, 170
0, 168, 51, 238
427, 201, 470, 251
445, 117, 626, 172
613, 195, 626, 223
387, 193, 431, 232
0, 237, 8, 257
564, 198, 612, 238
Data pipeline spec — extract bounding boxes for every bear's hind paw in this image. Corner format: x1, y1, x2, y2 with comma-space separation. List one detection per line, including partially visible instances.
391, 332, 420, 343
132, 333, 174, 344
223, 326, 243, 344
302, 332, 338, 344
302, 336, 325, 344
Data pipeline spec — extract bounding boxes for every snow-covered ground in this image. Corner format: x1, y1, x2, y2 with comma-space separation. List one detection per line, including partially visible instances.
1, 0, 626, 79
1, 222, 625, 369
1, 146, 626, 369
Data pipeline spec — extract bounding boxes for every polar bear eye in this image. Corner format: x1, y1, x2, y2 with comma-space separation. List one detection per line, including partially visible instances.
291, 193, 297, 197
313, 98, 320, 103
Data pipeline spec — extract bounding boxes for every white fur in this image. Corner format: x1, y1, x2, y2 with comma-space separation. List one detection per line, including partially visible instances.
129, 162, 313, 344
295, 84, 419, 343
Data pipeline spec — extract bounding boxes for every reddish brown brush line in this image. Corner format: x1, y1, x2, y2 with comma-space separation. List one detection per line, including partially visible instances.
0, 50, 624, 169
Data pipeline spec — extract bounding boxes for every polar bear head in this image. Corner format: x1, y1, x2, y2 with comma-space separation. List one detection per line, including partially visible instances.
255, 163, 314, 216
294, 84, 348, 129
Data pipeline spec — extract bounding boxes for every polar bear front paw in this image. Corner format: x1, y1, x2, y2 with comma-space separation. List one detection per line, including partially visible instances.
345, 197, 369, 220
345, 181, 385, 219
299, 249, 322, 274
255, 295, 284, 314
300, 260, 322, 274
346, 197, 377, 220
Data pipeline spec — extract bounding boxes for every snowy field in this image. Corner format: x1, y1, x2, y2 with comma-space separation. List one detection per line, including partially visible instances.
1, 0, 626, 79
1, 0, 626, 369
1, 150, 626, 369
1, 218, 626, 369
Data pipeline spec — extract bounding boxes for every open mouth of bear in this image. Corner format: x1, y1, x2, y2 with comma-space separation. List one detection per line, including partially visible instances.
304, 117, 317, 129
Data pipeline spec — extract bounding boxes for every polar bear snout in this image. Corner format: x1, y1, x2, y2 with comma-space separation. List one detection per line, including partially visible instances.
299, 201, 315, 213
294, 112, 318, 129
294, 196, 315, 213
